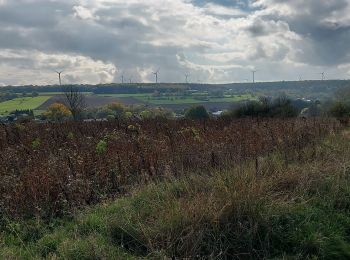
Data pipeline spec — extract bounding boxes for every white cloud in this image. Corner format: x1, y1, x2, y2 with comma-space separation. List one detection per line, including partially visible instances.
0, 49, 116, 85
73, 5, 99, 20
0, 0, 349, 85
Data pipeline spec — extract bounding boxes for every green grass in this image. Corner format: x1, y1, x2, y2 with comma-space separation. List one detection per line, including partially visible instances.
2, 133, 350, 259
33, 110, 46, 116
38, 92, 92, 96
136, 94, 255, 105
96, 93, 151, 98
96, 93, 255, 105
0, 96, 51, 115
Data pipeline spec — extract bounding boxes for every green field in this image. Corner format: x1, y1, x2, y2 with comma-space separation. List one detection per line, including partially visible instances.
0, 93, 255, 115
136, 94, 255, 105
96, 93, 150, 98
97, 93, 255, 105
0, 96, 51, 115
38, 92, 92, 96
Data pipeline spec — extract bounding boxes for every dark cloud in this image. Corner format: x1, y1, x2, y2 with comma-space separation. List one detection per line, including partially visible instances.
0, 0, 349, 85
255, 0, 350, 66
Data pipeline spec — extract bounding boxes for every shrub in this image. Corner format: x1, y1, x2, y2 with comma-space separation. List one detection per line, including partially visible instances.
230, 96, 298, 118
96, 140, 107, 155
32, 138, 41, 149
329, 102, 349, 121
185, 105, 209, 120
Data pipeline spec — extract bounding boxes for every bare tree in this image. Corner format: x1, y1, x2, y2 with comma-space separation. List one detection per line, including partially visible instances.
62, 85, 86, 121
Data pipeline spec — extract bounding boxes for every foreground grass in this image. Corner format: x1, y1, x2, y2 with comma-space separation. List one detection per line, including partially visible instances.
2, 133, 350, 259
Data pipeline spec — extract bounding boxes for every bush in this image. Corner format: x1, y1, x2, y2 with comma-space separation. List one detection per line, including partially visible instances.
44, 103, 71, 122
32, 138, 41, 149
329, 102, 350, 121
96, 140, 107, 155
230, 96, 298, 118
185, 105, 209, 120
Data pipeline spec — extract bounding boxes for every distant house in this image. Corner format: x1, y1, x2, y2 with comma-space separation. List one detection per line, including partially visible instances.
212, 111, 224, 117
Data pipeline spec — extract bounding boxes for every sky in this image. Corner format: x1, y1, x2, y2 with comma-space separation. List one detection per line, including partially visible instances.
0, 0, 350, 86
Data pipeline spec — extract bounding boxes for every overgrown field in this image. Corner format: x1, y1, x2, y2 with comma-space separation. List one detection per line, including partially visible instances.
0, 118, 339, 220
1, 120, 350, 259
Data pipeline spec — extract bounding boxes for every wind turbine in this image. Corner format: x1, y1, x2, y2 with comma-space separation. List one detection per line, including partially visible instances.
121, 74, 124, 84
129, 77, 132, 84
251, 70, 257, 83
185, 73, 190, 84
153, 69, 159, 83
319, 72, 325, 80
55, 70, 63, 86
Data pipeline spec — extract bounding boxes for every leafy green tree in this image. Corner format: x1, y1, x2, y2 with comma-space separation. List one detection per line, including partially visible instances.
230, 96, 298, 118
107, 102, 125, 118
329, 102, 349, 121
185, 105, 209, 120
96, 108, 114, 119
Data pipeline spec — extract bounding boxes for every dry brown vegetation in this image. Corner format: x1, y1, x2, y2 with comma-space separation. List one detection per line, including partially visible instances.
0, 118, 340, 220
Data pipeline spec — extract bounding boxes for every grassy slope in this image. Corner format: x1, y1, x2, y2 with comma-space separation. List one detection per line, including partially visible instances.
2, 132, 350, 259
96, 93, 255, 105
0, 96, 51, 115
136, 94, 255, 105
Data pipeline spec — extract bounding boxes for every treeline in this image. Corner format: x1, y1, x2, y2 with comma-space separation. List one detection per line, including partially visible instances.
228, 96, 298, 118
0, 91, 39, 103
217, 96, 320, 119
43, 101, 175, 122
1, 83, 188, 94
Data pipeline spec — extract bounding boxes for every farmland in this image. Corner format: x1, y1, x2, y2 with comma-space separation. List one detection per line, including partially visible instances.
96, 93, 255, 105
0, 96, 51, 115
135, 94, 255, 105
1, 79, 350, 116
0, 89, 257, 116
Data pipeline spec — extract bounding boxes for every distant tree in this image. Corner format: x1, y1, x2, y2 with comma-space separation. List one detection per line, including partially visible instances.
329, 102, 349, 123
140, 110, 153, 119
31, 92, 39, 97
229, 96, 298, 118
62, 85, 86, 121
139, 107, 174, 120
185, 105, 209, 120
44, 103, 71, 122
96, 108, 114, 119
270, 96, 298, 118
107, 102, 125, 119
335, 85, 350, 102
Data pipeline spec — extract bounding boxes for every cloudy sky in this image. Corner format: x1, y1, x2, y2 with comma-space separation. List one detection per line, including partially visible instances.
0, 0, 350, 85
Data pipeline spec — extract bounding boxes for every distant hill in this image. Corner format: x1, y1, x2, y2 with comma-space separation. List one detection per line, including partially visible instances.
1, 80, 349, 100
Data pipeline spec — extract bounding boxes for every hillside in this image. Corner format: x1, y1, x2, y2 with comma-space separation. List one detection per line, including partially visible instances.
1, 118, 350, 258
1, 127, 350, 258
2, 80, 350, 99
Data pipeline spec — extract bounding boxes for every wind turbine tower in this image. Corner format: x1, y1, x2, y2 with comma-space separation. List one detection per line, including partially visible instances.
121, 74, 124, 84
153, 69, 159, 83
320, 72, 325, 81
185, 73, 190, 84
55, 70, 63, 86
252, 70, 257, 83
